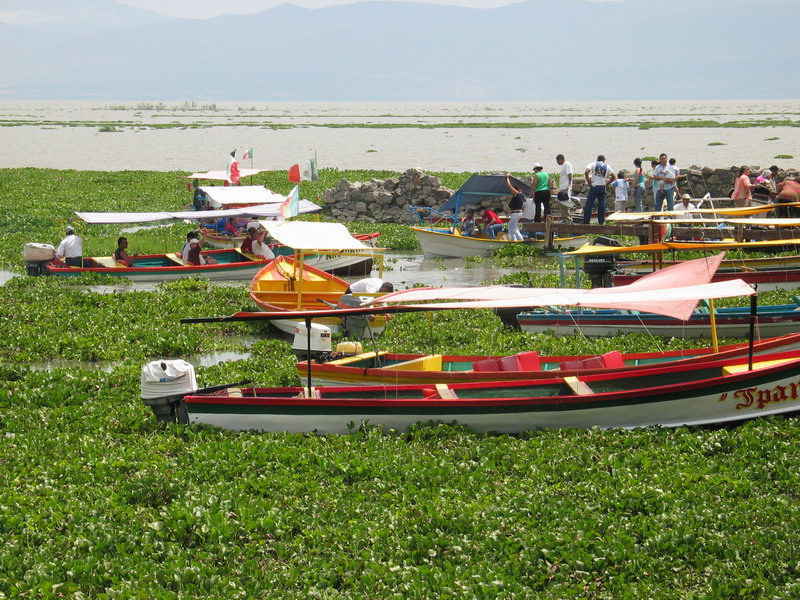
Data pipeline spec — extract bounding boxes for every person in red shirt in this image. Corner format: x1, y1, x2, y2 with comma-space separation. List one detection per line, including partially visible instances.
476, 207, 504, 239
240, 227, 257, 254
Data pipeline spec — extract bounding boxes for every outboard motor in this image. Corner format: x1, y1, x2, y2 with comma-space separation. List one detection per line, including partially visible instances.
140, 359, 251, 425
583, 236, 621, 288
23, 243, 56, 276
291, 322, 332, 360
140, 360, 196, 425
337, 293, 372, 338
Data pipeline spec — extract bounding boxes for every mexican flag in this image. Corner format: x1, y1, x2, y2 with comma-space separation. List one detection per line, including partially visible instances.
288, 157, 319, 183
243, 148, 253, 161
226, 151, 240, 185
280, 185, 300, 219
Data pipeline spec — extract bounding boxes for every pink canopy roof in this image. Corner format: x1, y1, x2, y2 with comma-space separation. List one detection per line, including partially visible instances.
372, 253, 754, 321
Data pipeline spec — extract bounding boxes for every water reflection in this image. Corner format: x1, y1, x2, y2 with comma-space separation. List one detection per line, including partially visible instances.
374, 253, 521, 289
22, 336, 261, 372
0, 271, 17, 286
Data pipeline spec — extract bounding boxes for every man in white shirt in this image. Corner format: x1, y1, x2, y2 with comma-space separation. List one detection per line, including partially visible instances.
251, 230, 275, 261
555, 154, 574, 219
583, 155, 616, 225
56, 225, 83, 267
653, 153, 678, 211
345, 278, 394, 294
675, 193, 699, 219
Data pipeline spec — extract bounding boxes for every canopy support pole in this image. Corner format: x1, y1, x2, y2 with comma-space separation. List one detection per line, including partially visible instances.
305, 316, 313, 392
709, 299, 719, 353
748, 294, 757, 370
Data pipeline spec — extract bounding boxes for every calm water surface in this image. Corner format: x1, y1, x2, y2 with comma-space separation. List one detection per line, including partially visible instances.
1, 100, 797, 173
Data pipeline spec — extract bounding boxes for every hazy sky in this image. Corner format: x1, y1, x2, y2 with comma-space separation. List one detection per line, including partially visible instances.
117, 0, 533, 19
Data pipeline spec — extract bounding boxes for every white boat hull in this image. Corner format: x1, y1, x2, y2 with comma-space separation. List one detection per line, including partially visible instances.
187, 360, 800, 433
411, 227, 587, 258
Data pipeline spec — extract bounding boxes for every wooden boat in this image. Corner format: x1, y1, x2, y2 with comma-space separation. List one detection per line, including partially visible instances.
44, 248, 269, 282
517, 302, 800, 339
202, 229, 381, 277
411, 174, 588, 258
184, 350, 800, 433
297, 333, 800, 386
249, 255, 389, 336
411, 226, 589, 259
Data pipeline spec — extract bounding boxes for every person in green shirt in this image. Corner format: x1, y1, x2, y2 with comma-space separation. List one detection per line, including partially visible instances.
532, 163, 551, 222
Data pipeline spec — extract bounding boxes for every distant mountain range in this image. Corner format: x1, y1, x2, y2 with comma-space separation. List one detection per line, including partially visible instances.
1, 0, 797, 101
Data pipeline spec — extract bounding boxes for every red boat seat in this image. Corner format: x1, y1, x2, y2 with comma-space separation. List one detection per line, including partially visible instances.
515, 351, 541, 371
472, 358, 501, 372
495, 351, 542, 372
601, 351, 624, 368
497, 355, 522, 372
559, 355, 605, 371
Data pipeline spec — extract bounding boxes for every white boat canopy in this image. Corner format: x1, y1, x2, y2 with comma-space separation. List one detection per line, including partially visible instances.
76, 199, 322, 225
372, 254, 755, 321
261, 221, 373, 252
185, 168, 270, 181
607, 205, 773, 221
199, 186, 288, 208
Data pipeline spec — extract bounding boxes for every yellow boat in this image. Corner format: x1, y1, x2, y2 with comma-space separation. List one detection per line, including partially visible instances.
249, 255, 389, 337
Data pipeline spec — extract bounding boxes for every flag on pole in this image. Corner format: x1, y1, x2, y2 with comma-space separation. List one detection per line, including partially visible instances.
226, 151, 240, 185
243, 148, 253, 161
288, 157, 319, 183
279, 185, 300, 219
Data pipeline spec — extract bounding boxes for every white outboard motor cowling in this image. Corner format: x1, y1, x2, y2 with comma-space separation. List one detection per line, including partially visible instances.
140, 359, 197, 425
23, 243, 56, 276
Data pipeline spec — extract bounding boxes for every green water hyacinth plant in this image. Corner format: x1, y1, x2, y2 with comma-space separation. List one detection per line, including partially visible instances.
1, 168, 800, 598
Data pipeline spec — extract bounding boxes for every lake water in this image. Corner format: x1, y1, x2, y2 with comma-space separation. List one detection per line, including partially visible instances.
1, 100, 798, 173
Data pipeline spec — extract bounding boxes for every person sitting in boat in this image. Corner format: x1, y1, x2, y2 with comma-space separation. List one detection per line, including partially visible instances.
212, 217, 228, 234
183, 233, 217, 265
56, 225, 83, 267
114, 236, 133, 267
240, 227, 259, 254
475, 207, 504, 239
251, 229, 275, 261
224, 217, 239, 236
460, 208, 478, 236
675, 193, 699, 219
192, 187, 207, 211
344, 278, 394, 295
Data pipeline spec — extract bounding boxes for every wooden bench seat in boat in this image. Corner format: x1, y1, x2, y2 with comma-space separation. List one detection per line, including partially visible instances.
383, 354, 443, 372
90, 256, 130, 268
435, 383, 458, 400
722, 357, 798, 375
564, 376, 594, 396
167, 253, 191, 266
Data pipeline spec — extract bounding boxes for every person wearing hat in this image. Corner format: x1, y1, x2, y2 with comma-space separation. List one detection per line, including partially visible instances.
56, 225, 83, 267
583, 155, 616, 224
460, 208, 478, 237
676, 193, 699, 218
754, 166, 779, 199
186, 237, 205, 265
182, 230, 217, 265
531, 163, 551, 223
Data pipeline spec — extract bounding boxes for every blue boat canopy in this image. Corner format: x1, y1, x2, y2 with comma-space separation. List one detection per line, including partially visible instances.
440, 174, 533, 213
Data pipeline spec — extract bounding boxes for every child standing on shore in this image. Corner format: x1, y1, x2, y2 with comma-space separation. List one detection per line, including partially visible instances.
611, 171, 631, 213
